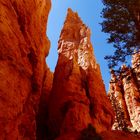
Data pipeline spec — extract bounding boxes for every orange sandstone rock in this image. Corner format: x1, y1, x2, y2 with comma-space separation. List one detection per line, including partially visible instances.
121, 65, 140, 132
108, 70, 132, 130
48, 8, 114, 139
101, 130, 140, 140
108, 52, 140, 132
132, 51, 140, 89
0, 0, 51, 139
36, 65, 53, 140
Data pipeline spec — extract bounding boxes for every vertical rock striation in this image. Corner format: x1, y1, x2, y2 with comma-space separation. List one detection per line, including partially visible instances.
48, 8, 114, 139
1, 0, 140, 139
132, 51, 140, 90
0, 0, 51, 139
108, 70, 132, 131
108, 51, 140, 132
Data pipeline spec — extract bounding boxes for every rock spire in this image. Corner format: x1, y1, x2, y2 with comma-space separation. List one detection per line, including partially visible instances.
108, 51, 140, 132
48, 8, 114, 139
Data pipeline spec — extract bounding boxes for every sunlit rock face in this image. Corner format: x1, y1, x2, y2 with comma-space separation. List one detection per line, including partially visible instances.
0, 0, 51, 139
108, 70, 132, 131
108, 52, 140, 132
57, 13, 96, 70
132, 51, 140, 89
48, 8, 114, 139
122, 65, 140, 132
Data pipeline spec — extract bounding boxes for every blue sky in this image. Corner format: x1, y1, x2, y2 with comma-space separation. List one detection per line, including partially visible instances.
46, 0, 114, 91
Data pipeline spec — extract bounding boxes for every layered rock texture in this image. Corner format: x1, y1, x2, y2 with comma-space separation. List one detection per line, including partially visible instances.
1, 0, 140, 139
47, 8, 114, 139
0, 0, 51, 139
108, 51, 140, 132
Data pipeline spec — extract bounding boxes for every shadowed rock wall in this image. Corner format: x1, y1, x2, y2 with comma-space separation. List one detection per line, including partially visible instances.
0, 0, 51, 139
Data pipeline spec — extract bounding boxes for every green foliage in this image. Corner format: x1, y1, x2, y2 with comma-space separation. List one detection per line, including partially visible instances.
101, 0, 140, 69
79, 124, 102, 140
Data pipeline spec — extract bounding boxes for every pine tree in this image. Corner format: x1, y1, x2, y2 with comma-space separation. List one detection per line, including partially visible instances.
101, 0, 140, 69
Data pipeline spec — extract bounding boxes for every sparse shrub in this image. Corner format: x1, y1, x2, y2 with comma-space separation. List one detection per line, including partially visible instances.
79, 124, 102, 140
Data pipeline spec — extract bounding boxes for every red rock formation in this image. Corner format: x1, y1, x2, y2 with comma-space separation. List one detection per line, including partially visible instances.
48, 8, 114, 139
0, 0, 51, 139
132, 51, 140, 89
108, 52, 140, 132
122, 65, 140, 132
2, 0, 140, 139
101, 130, 140, 140
108, 70, 132, 130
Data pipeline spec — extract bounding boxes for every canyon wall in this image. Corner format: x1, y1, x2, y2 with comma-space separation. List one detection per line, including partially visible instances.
47, 8, 114, 140
108, 51, 140, 132
1, 0, 140, 140
0, 0, 51, 139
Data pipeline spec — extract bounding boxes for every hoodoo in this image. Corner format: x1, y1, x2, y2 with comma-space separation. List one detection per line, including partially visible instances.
108, 52, 140, 132
47, 8, 114, 139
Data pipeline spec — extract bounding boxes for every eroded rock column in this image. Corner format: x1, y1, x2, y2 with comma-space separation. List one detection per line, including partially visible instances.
121, 65, 140, 132
48, 8, 114, 139
132, 51, 140, 90
108, 70, 132, 130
